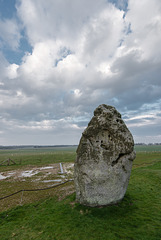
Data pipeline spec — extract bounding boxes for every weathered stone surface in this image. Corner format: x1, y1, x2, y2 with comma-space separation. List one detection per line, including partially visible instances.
74, 104, 136, 207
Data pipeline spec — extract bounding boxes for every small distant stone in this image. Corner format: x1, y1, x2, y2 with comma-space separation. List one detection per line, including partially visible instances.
74, 104, 136, 207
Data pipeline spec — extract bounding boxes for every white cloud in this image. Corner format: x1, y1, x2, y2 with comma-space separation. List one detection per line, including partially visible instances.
16, 0, 113, 46
0, 18, 21, 50
72, 89, 82, 98
124, 0, 161, 62
7, 64, 19, 79
0, 0, 161, 144
77, 7, 125, 66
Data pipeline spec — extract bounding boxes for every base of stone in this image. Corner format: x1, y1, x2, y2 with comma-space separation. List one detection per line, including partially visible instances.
76, 197, 124, 208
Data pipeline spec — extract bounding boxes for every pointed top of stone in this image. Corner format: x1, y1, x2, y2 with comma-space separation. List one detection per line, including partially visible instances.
93, 104, 121, 118
94, 104, 120, 116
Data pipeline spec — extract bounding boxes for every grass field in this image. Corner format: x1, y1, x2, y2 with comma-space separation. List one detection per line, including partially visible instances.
0, 146, 77, 168
134, 144, 161, 152
0, 145, 161, 240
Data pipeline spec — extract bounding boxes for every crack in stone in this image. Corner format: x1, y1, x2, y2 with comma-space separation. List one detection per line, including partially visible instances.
122, 165, 127, 173
100, 143, 109, 150
111, 153, 126, 167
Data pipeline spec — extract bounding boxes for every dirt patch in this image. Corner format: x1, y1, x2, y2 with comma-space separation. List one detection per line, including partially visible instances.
0, 163, 75, 212
0, 163, 74, 183
58, 183, 75, 201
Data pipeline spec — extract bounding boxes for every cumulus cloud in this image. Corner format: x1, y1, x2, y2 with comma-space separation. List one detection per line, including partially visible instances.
0, 0, 161, 144
0, 18, 21, 50
125, 0, 161, 62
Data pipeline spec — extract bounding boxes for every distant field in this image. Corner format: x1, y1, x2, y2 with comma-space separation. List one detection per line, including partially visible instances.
0, 146, 77, 168
0, 146, 77, 156
0, 145, 161, 239
0, 145, 160, 171
134, 144, 161, 152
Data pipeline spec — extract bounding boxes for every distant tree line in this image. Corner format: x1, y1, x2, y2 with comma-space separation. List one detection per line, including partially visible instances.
0, 143, 161, 150
135, 143, 161, 145
0, 145, 78, 150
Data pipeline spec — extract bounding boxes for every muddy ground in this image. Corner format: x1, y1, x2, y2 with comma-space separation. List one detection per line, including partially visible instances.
0, 163, 74, 182
0, 163, 75, 212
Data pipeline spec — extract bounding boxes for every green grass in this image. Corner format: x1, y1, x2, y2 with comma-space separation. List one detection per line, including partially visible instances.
134, 144, 161, 152
0, 147, 161, 239
0, 146, 77, 171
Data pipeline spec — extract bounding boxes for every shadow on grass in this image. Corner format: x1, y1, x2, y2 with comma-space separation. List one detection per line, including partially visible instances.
74, 193, 138, 220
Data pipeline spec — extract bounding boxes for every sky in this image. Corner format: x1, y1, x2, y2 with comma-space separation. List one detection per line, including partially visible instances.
0, 0, 161, 145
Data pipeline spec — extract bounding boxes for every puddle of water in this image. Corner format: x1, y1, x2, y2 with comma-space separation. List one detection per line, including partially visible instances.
60, 175, 66, 178
42, 179, 62, 183
39, 166, 54, 170
0, 174, 6, 180
0, 163, 74, 181
0, 172, 15, 180
7, 172, 15, 176
21, 170, 39, 178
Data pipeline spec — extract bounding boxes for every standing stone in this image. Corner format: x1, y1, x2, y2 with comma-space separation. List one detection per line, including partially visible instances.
74, 104, 136, 207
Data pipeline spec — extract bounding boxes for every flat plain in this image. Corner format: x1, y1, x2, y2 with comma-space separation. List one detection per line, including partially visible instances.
0, 145, 161, 240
